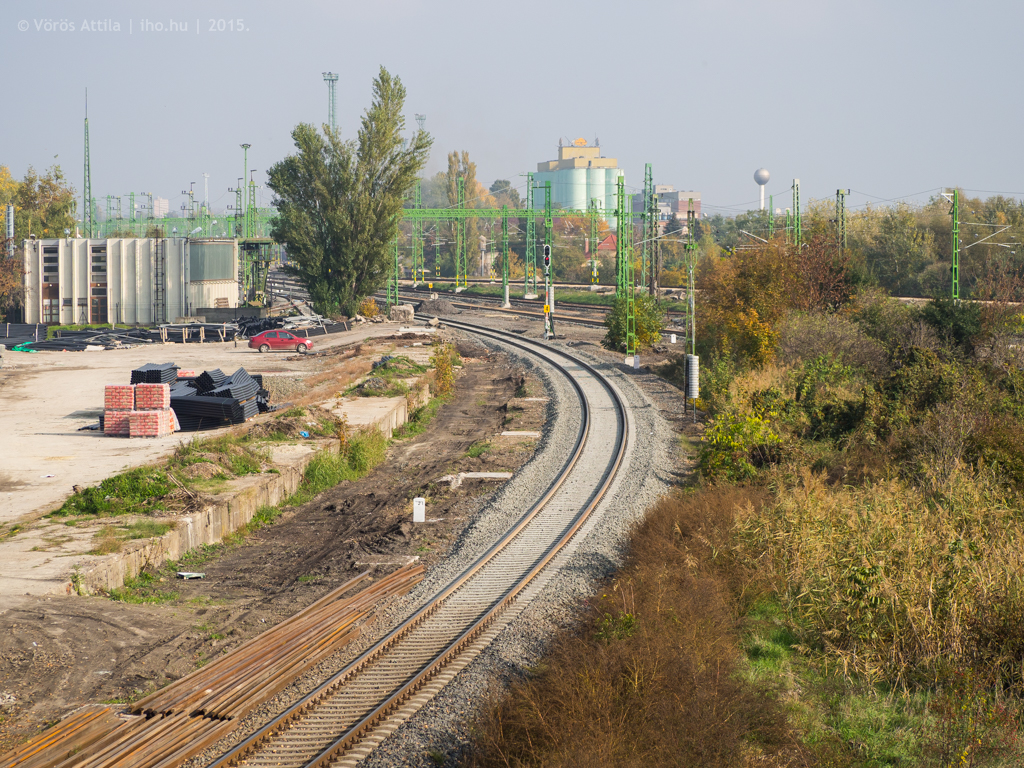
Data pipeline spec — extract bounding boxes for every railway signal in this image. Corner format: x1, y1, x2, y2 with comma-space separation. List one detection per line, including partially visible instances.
542, 245, 554, 339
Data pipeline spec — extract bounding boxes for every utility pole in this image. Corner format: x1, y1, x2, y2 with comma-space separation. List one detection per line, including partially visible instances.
240, 144, 250, 238
641, 164, 653, 287
686, 198, 697, 358
411, 180, 423, 284
588, 198, 599, 285
323, 72, 338, 134
949, 188, 960, 300
455, 176, 466, 290
615, 176, 627, 298
647, 190, 659, 297
793, 182, 800, 247
501, 205, 510, 307
768, 194, 775, 239
836, 189, 849, 258
524, 173, 537, 298
83, 89, 92, 238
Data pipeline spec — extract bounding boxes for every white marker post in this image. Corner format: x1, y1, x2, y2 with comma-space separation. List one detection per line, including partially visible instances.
413, 497, 426, 523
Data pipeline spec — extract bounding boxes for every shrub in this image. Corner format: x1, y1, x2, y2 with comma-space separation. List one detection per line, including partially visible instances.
430, 342, 458, 397
698, 411, 783, 480
469, 491, 798, 768
777, 311, 889, 375
602, 293, 666, 352
921, 295, 982, 354
357, 296, 380, 319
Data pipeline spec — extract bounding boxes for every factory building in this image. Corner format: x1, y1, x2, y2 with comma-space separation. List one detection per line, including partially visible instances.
21, 237, 239, 325
632, 186, 702, 223
532, 138, 624, 217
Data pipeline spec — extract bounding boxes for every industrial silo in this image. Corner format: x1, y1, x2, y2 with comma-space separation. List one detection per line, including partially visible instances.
564, 168, 587, 212
586, 168, 607, 213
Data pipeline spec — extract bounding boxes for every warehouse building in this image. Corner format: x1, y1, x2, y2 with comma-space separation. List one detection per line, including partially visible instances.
532, 138, 624, 217
21, 237, 239, 325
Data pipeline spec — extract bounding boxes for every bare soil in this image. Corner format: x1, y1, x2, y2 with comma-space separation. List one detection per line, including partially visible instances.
0, 346, 547, 753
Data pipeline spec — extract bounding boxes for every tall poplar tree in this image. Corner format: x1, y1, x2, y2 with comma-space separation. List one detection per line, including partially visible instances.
268, 68, 431, 315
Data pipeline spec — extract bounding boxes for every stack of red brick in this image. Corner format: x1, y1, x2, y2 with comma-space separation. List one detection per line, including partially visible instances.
104, 383, 176, 438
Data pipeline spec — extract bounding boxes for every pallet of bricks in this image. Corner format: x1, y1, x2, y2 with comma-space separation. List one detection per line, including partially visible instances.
103, 362, 178, 438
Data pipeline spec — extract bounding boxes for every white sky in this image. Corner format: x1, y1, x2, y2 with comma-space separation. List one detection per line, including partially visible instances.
2, 0, 1021, 218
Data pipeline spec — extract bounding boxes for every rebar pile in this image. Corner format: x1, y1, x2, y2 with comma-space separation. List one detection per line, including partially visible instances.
132, 565, 423, 720
0, 564, 423, 768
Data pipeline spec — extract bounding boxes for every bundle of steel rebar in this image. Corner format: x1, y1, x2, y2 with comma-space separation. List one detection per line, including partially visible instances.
132, 563, 423, 720
0, 564, 423, 768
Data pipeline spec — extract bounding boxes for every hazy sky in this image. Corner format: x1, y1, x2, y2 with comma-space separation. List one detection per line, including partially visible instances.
3, 0, 1022, 220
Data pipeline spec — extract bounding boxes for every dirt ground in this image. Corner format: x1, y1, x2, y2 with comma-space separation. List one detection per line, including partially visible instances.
0, 341, 548, 752
0, 304, 698, 758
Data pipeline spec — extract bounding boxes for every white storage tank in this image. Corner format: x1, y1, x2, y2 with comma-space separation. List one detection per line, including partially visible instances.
586, 168, 607, 213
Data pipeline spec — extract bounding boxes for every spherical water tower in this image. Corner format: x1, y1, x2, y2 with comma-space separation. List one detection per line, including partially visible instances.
754, 168, 770, 210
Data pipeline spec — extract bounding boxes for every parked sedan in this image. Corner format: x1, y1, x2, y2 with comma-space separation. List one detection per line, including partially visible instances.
248, 329, 314, 354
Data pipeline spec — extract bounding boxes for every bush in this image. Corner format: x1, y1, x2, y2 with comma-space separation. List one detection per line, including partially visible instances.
430, 341, 458, 397
922, 296, 983, 354
602, 293, 666, 352
357, 296, 380, 319
777, 311, 889, 376
698, 411, 783, 480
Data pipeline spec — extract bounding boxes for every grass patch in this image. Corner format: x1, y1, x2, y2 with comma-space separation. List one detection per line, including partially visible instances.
52, 467, 173, 518
279, 406, 307, 418
394, 395, 449, 439
287, 430, 388, 506
90, 520, 174, 555
466, 441, 492, 458
108, 571, 177, 604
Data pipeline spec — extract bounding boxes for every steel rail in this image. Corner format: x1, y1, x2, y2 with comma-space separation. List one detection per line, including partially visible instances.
207, 322, 629, 768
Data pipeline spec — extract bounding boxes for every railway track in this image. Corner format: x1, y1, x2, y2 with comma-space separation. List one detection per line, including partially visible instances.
203, 320, 630, 768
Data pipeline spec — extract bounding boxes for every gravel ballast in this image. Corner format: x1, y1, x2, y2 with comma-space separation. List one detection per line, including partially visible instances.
357, 337, 680, 768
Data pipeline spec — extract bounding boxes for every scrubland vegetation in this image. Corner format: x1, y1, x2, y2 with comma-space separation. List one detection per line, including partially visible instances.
471, 195, 1024, 767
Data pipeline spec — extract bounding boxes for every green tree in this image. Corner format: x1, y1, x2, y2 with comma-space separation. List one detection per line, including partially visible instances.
489, 179, 522, 210
603, 294, 666, 352
864, 203, 934, 296
267, 68, 431, 315
0, 164, 76, 320
443, 151, 480, 276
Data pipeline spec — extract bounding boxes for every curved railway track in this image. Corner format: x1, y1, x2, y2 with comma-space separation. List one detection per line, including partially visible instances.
205, 321, 631, 768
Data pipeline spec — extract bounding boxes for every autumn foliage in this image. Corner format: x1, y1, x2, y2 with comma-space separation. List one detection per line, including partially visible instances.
698, 234, 853, 366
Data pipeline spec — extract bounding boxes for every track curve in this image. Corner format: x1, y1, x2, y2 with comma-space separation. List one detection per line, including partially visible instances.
206, 322, 630, 768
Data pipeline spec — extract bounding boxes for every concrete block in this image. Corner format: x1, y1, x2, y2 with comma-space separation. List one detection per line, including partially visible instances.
389, 304, 415, 323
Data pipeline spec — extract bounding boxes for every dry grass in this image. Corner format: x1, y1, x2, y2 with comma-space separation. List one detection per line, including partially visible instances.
739, 467, 1024, 690
469, 489, 812, 768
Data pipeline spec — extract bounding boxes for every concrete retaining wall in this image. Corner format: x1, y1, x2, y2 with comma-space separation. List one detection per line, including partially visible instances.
69, 377, 434, 596
72, 439, 339, 595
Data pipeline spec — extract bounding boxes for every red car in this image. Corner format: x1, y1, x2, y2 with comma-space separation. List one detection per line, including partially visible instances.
248, 329, 314, 354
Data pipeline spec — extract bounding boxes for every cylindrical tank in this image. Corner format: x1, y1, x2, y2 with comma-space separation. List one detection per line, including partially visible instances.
685, 354, 699, 400
586, 168, 606, 213
564, 169, 587, 212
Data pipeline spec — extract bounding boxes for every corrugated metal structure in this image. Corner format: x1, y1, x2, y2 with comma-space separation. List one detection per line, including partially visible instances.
22, 237, 239, 325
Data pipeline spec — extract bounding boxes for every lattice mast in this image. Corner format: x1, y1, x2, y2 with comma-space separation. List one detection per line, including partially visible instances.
323, 73, 338, 134
83, 89, 93, 238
